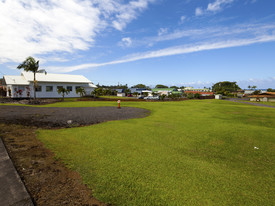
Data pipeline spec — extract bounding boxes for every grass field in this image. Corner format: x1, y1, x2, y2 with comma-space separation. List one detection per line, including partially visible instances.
37, 100, 275, 205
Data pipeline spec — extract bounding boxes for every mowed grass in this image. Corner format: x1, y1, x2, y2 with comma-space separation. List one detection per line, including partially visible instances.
37, 100, 275, 205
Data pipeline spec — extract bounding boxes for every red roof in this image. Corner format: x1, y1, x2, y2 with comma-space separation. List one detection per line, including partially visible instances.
184, 91, 214, 95
249, 92, 275, 98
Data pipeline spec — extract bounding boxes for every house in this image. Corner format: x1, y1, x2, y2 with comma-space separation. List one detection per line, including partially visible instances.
249, 92, 275, 102
152, 88, 182, 96
215, 94, 223, 99
244, 90, 255, 95
3, 72, 96, 98
183, 87, 211, 92
115, 89, 126, 97
184, 91, 214, 97
130, 88, 146, 95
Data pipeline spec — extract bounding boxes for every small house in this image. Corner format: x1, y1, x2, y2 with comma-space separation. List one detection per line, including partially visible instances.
3, 72, 96, 98
215, 94, 222, 99
249, 92, 275, 102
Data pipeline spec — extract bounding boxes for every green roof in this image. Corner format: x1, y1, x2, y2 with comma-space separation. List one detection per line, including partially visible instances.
152, 88, 176, 92
172, 91, 182, 95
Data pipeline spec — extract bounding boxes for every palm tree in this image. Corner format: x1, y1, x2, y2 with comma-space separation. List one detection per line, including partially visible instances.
57, 87, 70, 101
17, 56, 46, 99
76, 87, 86, 98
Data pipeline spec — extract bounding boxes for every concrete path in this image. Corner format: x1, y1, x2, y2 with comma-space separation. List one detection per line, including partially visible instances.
0, 138, 33, 206
225, 98, 275, 108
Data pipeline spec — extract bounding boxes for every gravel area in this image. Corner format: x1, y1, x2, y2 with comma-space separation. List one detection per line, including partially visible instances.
225, 98, 275, 108
0, 106, 150, 128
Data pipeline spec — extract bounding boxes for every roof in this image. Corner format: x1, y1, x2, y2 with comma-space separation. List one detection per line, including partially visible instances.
249, 92, 275, 98
116, 89, 125, 93
3, 75, 29, 85
184, 91, 214, 95
152, 88, 176, 92
22, 72, 92, 84
88, 83, 97, 88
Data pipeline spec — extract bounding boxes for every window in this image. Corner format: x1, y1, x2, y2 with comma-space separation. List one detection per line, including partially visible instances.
35, 86, 42, 92
75, 86, 81, 90
46, 86, 53, 92
67, 86, 72, 91
57, 86, 63, 91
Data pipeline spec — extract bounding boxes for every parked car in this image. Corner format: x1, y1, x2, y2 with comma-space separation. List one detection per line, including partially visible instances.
144, 96, 159, 100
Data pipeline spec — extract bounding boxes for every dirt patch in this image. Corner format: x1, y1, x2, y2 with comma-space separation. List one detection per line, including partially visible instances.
0, 124, 107, 205
0, 106, 150, 128
0, 106, 150, 205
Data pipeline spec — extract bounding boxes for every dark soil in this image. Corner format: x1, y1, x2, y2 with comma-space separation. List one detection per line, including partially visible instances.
0, 124, 106, 206
0, 105, 150, 205
0, 106, 150, 128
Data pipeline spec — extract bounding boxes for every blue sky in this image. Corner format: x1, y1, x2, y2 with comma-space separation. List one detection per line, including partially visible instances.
0, 0, 275, 88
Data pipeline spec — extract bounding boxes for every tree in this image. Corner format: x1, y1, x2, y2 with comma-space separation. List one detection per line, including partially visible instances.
170, 86, 179, 89
160, 94, 166, 101
155, 84, 168, 88
143, 92, 149, 97
187, 93, 194, 99
91, 88, 103, 97
17, 56, 46, 99
57, 87, 70, 101
125, 88, 131, 95
76, 87, 85, 98
151, 92, 158, 96
253, 90, 260, 95
194, 93, 201, 99
212, 81, 240, 94
133, 92, 139, 97
252, 85, 257, 90
131, 84, 146, 88
267, 88, 275, 92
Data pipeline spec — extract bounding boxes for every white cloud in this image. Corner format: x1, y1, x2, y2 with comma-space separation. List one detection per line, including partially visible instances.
134, 23, 275, 47
195, 7, 203, 16
237, 77, 275, 89
119, 37, 133, 47
195, 0, 234, 16
180, 16, 186, 23
158, 28, 168, 36
207, 0, 234, 12
46, 33, 275, 73
0, 0, 155, 63
112, 0, 156, 31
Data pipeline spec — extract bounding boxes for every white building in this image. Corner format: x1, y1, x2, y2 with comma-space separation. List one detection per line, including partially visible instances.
3, 72, 96, 98
215, 94, 222, 99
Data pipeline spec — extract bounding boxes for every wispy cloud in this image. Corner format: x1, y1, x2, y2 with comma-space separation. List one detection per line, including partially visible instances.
195, 7, 204, 16
237, 77, 275, 88
180, 16, 186, 23
0, 0, 155, 63
158, 28, 168, 36
119, 37, 133, 47
46, 33, 275, 73
207, 0, 234, 12
129, 23, 275, 47
195, 0, 234, 16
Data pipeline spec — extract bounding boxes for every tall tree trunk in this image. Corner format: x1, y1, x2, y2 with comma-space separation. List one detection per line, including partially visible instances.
33, 72, 36, 99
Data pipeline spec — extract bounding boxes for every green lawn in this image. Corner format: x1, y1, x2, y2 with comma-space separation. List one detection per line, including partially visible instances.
37, 100, 275, 205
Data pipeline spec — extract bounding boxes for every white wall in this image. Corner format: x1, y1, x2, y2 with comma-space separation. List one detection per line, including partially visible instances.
7, 83, 95, 98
